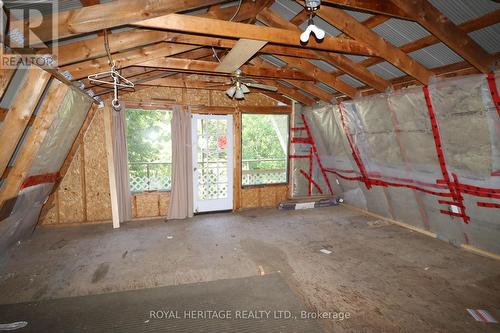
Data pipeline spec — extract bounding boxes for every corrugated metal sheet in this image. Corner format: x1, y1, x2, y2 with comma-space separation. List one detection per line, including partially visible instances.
469, 23, 500, 54
297, 88, 318, 100
367, 62, 406, 80
428, 0, 500, 25
299, 16, 342, 36
343, 9, 373, 22
338, 75, 364, 88
372, 18, 430, 47
409, 42, 464, 69
344, 55, 368, 63
270, 0, 303, 21
277, 80, 295, 88
260, 54, 288, 68
308, 59, 337, 73
315, 82, 338, 94
3, 0, 82, 16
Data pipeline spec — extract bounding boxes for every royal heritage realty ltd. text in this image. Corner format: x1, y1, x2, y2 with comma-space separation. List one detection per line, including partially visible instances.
149, 310, 351, 321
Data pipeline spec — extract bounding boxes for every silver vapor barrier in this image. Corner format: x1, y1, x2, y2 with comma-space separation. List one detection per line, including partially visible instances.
291, 72, 500, 255
0, 84, 93, 251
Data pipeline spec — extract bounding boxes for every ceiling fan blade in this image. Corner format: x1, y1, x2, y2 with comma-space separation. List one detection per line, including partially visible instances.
241, 84, 250, 94
245, 82, 278, 92
215, 38, 267, 74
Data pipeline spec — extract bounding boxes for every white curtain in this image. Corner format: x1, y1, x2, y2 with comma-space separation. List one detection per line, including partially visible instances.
168, 106, 193, 219
111, 103, 132, 222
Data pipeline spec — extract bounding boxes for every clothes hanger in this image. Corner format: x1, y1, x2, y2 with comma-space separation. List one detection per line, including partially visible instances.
86, 30, 134, 110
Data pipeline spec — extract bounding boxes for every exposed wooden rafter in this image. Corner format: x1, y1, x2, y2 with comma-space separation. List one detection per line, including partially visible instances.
390, 0, 496, 73
134, 13, 378, 55
257, 8, 389, 93
321, 0, 412, 19
0, 81, 69, 209
0, 68, 51, 177
314, 5, 434, 84
8, 0, 230, 41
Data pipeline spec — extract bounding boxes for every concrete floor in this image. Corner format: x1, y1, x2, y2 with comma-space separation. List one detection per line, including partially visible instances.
0, 205, 499, 333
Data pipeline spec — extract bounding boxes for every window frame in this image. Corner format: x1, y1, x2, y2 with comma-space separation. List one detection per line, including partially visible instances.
240, 112, 291, 188
125, 108, 173, 194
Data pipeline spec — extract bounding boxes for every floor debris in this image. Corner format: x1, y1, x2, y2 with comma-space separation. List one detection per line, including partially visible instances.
0, 321, 28, 331
320, 249, 332, 255
466, 309, 497, 323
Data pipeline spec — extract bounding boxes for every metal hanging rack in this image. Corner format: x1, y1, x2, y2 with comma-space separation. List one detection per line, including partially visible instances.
87, 29, 134, 110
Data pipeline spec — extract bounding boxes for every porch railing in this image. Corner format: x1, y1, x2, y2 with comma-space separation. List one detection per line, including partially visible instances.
129, 158, 288, 192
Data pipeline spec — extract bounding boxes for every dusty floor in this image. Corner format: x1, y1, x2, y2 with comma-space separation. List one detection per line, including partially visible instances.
0, 205, 499, 333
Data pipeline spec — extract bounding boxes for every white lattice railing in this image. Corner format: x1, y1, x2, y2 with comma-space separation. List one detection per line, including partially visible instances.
129, 159, 288, 192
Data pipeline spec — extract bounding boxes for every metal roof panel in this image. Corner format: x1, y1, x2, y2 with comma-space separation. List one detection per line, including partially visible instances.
372, 18, 430, 47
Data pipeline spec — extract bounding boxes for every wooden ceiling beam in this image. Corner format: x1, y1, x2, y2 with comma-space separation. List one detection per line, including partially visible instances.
51, 2, 260, 67
137, 57, 314, 80
8, 0, 230, 41
257, 9, 389, 92
251, 58, 332, 103
321, 0, 412, 20
316, 5, 433, 84
276, 56, 357, 98
390, 0, 497, 73
261, 79, 315, 106
0, 68, 51, 177
62, 43, 202, 79
134, 13, 378, 55
0, 81, 69, 208
344, 9, 500, 74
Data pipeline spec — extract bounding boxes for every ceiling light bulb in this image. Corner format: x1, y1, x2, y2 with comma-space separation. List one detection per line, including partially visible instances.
300, 25, 313, 43
234, 87, 245, 99
226, 86, 236, 98
311, 24, 325, 40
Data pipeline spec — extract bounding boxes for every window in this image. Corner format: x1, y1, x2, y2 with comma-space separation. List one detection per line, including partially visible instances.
126, 109, 172, 192
241, 114, 289, 186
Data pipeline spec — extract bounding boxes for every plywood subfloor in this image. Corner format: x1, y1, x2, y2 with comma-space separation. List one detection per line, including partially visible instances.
1, 206, 499, 333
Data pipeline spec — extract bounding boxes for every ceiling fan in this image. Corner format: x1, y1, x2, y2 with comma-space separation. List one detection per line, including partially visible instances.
211, 69, 278, 100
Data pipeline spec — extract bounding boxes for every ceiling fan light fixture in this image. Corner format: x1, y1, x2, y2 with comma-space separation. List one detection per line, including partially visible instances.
305, 0, 321, 11
226, 85, 237, 98
234, 87, 245, 99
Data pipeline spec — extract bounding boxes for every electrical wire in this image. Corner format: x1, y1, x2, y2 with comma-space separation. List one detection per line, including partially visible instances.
103, 29, 113, 66
212, 0, 243, 62
229, 0, 243, 21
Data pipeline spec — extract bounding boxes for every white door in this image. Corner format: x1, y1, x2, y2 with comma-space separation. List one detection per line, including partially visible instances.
192, 114, 233, 213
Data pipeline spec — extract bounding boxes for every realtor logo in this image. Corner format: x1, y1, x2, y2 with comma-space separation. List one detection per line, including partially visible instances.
0, 0, 58, 69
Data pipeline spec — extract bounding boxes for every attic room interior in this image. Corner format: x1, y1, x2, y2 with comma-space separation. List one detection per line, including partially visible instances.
0, 0, 499, 332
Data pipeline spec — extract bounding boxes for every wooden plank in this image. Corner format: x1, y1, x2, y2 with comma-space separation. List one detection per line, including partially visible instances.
0, 68, 16, 97
215, 39, 267, 73
62, 42, 201, 79
355, 9, 500, 74
0, 67, 51, 177
9, 0, 228, 41
102, 105, 120, 228
316, 5, 434, 84
276, 56, 358, 98
391, 0, 497, 73
233, 110, 242, 210
0, 81, 68, 208
257, 9, 389, 92
0, 108, 7, 122
261, 79, 315, 106
286, 79, 335, 103
321, 0, 412, 19
138, 57, 314, 80
52, 2, 262, 67
134, 13, 378, 55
